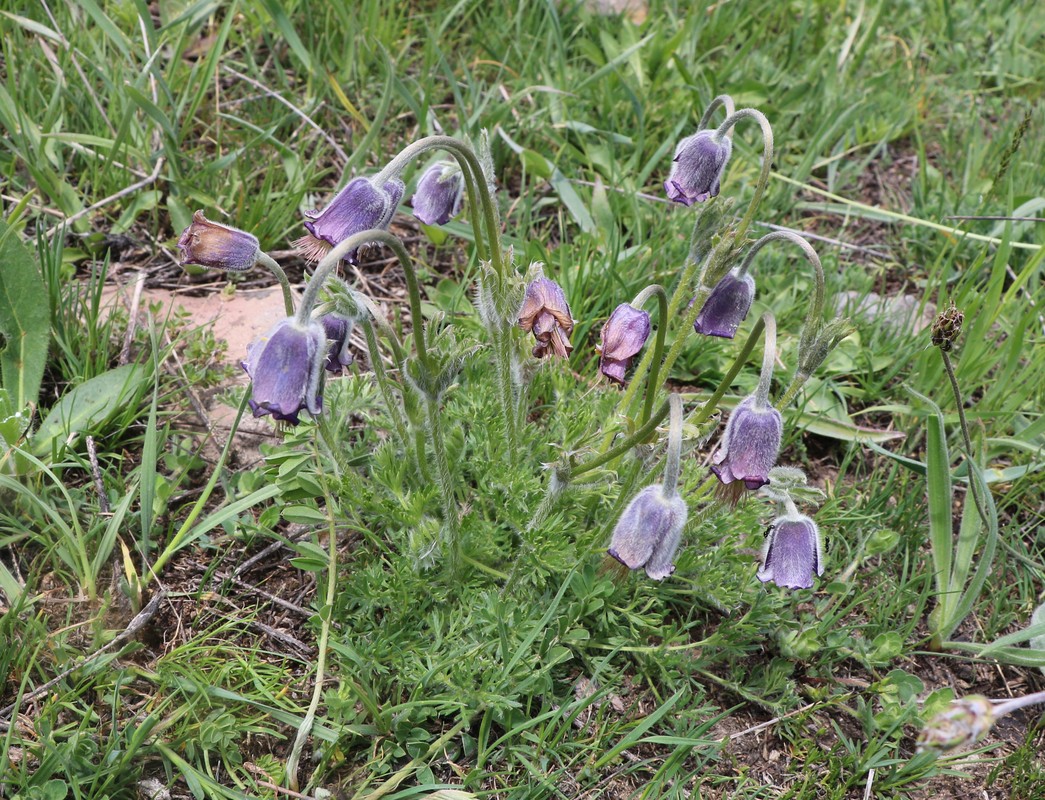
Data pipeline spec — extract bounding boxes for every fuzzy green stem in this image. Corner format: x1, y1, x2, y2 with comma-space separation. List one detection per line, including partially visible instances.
993, 689, 1045, 718
425, 393, 460, 563
735, 230, 825, 360
573, 400, 671, 479
298, 229, 433, 374
360, 318, 412, 457
755, 313, 777, 408
606, 281, 711, 451
715, 109, 774, 242
286, 446, 339, 792
698, 94, 736, 131
256, 252, 296, 316
662, 394, 684, 497
493, 326, 519, 444
374, 135, 502, 276
630, 284, 670, 426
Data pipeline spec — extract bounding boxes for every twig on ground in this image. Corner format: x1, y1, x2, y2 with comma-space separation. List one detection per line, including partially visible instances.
44, 158, 164, 239
0, 591, 165, 728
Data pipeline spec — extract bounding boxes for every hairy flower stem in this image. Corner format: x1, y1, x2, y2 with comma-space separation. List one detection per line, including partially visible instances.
631, 284, 669, 427
736, 230, 825, 360
662, 394, 684, 496
714, 108, 774, 242
940, 350, 991, 531
374, 135, 503, 277
493, 326, 519, 443
286, 445, 340, 792
754, 313, 778, 407
606, 281, 711, 451
360, 318, 414, 465
426, 393, 461, 561
256, 252, 296, 316
299, 230, 432, 372
375, 135, 521, 444
698, 94, 737, 131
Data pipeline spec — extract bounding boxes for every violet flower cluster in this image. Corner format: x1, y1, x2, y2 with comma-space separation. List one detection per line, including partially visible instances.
175, 92, 842, 594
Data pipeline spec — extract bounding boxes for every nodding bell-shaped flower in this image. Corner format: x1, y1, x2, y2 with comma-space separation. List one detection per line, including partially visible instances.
664, 130, 732, 206
608, 485, 689, 580
320, 314, 354, 375
412, 162, 465, 226
241, 318, 326, 424
694, 269, 755, 339
711, 395, 782, 491
295, 177, 405, 264
597, 303, 651, 384
518, 277, 574, 359
757, 513, 824, 589
177, 211, 260, 271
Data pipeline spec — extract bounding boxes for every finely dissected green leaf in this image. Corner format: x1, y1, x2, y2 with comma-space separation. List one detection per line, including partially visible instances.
0, 219, 50, 410
33, 364, 147, 457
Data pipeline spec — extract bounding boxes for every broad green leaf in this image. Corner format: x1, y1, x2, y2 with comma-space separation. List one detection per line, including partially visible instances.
0, 219, 50, 410
33, 364, 148, 457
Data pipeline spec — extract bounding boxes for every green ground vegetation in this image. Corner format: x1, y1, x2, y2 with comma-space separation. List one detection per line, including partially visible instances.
1, 1, 1043, 798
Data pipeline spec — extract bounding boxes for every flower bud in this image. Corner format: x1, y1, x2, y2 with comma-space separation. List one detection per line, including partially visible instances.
597, 303, 651, 384
241, 318, 326, 424
711, 396, 782, 491
319, 314, 354, 375
177, 211, 260, 271
918, 696, 995, 752
757, 513, 824, 589
295, 177, 405, 264
411, 162, 465, 226
518, 277, 574, 359
664, 130, 732, 206
607, 485, 689, 580
693, 269, 755, 339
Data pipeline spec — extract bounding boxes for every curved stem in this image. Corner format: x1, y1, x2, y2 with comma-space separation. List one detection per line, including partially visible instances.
374, 135, 503, 276
286, 443, 339, 791
583, 315, 767, 479
736, 230, 824, 353
662, 394, 684, 496
360, 318, 411, 455
698, 94, 736, 132
755, 312, 777, 407
715, 108, 774, 242
425, 393, 460, 554
573, 399, 671, 479
256, 252, 295, 316
298, 229, 432, 374
630, 284, 669, 426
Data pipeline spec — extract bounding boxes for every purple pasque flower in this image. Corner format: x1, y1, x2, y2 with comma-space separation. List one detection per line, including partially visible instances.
694, 269, 755, 339
711, 395, 782, 491
412, 162, 465, 226
295, 177, 405, 264
320, 314, 354, 375
607, 485, 689, 581
177, 210, 260, 271
518, 277, 574, 359
241, 318, 326, 424
597, 303, 651, 384
664, 130, 732, 206
757, 512, 824, 589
